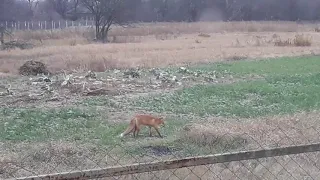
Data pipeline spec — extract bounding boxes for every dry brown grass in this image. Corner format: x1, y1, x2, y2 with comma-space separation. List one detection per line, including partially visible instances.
274, 34, 312, 47
172, 111, 320, 179
184, 110, 320, 150
274, 38, 293, 46
1, 21, 320, 74
293, 34, 312, 46
11, 21, 317, 41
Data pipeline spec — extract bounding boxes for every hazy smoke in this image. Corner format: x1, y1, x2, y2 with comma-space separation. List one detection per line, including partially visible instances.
198, 7, 224, 22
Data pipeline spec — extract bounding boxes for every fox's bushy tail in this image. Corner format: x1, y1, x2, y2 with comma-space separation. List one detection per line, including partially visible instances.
119, 118, 136, 137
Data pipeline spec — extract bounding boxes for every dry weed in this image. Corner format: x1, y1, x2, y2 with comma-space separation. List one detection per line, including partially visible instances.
154, 34, 179, 41
227, 55, 247, 61
274, 34, 312, 47
293, 34, 312, 46
203, 111, 320, 148
1, 22, 320, 74
11, 21, 315, 42
233, 38, 243, 47
0, 68, 9, 73
198, 33, 211, 38
180, 111, 320, 153
13, 28, 95, 42
180, 123, 247, 150
0, 141, 113, 178
254, 38, 262, 46
247, 25, 259, 32
110, 35, 142, 43
69, 39, 77, 46
274, 38, 293, 46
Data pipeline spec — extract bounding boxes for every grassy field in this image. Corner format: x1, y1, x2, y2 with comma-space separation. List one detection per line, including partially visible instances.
1, 21, 320, 179
133, 56, 320, 117
1, 54, 320, 179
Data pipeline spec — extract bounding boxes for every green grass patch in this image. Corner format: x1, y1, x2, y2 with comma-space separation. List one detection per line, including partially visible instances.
0, 107, 125, 145
190, 55, 320, 76
132, 73, 320, 118
0, 107, 186, 148
3, 55, 320, 157
81, 96, 123, 108
130, 56, 320, 118
0, 108, 100, 142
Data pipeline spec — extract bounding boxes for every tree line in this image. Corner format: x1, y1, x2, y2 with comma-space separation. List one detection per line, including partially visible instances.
1, 0, 320, 42
1, 0, 320, 22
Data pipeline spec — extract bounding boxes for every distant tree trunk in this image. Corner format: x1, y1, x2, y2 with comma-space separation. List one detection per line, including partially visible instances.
159, 0, 169, 21
94, 17, 112, 43
94, 16, 101, 40
188, 7, 197, 22
289, 0, 298, 21
101, 26, 107, 43
0, 26, 4, 45
0, 32, 4, 45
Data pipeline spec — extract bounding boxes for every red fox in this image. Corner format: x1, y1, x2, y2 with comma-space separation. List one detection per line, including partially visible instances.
119, 114, 165, 138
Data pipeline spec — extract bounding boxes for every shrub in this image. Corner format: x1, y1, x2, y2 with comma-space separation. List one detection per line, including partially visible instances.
0, 41, 34, 50
293, 34, 311, 46
274, 39, 292, 46
274, 34, 311, 47
198, 33, 211, 38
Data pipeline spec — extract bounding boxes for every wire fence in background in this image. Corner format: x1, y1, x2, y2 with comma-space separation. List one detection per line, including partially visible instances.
1, 122, 320, 180
0, 19, 95, 31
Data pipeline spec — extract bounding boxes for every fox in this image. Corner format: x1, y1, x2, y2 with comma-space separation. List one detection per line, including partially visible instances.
119, 114, 165, 138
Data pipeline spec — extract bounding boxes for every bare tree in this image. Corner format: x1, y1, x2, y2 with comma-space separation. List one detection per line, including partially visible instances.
288, 0, 298, 21
178, 0, 206, 22
149, 0, 169, 21
0, 25, 12, 45
26, 0, 39, 18
81, 0, 133, 43
0, 26, 5, 45
48, 0, 80, 20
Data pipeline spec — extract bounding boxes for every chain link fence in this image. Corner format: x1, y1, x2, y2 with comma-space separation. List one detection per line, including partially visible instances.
1, 116, 320, 180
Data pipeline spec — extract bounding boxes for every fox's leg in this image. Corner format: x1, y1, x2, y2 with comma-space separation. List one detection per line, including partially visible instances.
135, 126, 140, 138
132, 118, 138, 138
154, 127, 163, 138
149, 127, 152, 137
132, 125, 137, 137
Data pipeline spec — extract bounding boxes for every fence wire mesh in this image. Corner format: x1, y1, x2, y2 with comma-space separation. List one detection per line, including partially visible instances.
1, 115, 320, 180
0, 19, 94, 31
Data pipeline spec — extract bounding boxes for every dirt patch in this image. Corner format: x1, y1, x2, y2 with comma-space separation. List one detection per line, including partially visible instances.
143, 145, 178, 156
0, 66, 239, 108
19, 60, 50, 76
179, 123, 248, 152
